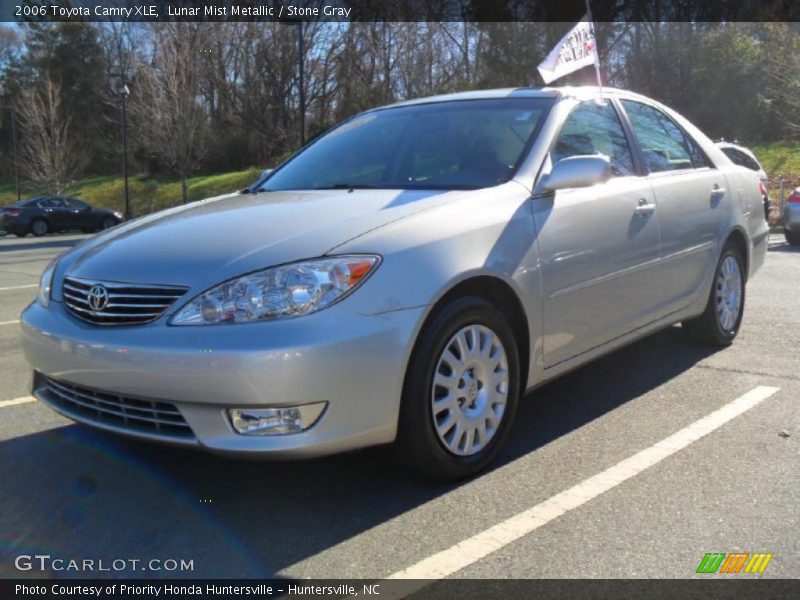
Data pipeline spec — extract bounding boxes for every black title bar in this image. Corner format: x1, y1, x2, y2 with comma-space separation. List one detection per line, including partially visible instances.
1, 0, 799, 23
2, 579, 800, 600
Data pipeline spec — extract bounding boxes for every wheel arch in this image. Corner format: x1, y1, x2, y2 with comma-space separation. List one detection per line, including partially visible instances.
410, 275, 531, 391
725, 227, 749, 281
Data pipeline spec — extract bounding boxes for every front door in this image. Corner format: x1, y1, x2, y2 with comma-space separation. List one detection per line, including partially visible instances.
39, 197, 71, 231
533, 99, 662, 368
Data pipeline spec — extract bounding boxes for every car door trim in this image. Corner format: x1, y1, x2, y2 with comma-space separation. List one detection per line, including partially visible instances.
547, 240, 714, 299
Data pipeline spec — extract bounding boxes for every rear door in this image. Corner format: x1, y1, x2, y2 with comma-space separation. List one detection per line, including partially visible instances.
619, 100, 728, 314
534, 99, 662, 368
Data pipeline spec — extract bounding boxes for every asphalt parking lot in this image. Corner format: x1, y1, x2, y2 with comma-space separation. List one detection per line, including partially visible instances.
0, 232, 797, 581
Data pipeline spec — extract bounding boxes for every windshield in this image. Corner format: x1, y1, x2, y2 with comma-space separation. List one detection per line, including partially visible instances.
262, 98, 552, 192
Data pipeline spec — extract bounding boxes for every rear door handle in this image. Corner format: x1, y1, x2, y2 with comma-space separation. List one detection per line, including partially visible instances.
634, 199, 656, 215
711, 185, 726, 194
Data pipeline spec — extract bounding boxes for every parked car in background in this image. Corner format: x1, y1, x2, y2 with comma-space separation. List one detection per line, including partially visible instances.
784, 187, 800, 246
21, 87, 768, 481
0, 196, 122, 238
240, 169, 273, 194
716, 141, 769, 221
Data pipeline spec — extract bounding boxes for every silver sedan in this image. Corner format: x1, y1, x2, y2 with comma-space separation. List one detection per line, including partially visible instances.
784, 187, 800, 246
21, 87, 768, 480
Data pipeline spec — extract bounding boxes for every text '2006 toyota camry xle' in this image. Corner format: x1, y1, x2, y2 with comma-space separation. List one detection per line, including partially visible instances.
21, 87, 768, 480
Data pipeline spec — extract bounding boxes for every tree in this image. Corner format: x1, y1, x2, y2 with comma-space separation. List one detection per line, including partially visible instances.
130, 23, 209, 204
15, 76, 84, 194
23, 23, 113, 172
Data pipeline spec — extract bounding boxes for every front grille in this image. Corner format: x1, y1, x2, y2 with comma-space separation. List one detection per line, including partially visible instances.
62, 277, 187, 325
40, 375, 194, 440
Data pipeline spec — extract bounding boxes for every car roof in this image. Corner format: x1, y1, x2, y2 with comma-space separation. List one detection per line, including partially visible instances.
380, 86, 657, 110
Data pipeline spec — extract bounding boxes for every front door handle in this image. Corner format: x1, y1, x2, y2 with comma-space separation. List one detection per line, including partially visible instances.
711, 184, 726, 195
634, 199, 656, 215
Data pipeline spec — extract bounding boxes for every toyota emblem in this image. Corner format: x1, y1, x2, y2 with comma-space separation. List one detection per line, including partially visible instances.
87, 285, 109, 311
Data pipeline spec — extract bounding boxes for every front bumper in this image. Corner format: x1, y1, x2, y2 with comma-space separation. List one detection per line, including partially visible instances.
21, 299, 425, 458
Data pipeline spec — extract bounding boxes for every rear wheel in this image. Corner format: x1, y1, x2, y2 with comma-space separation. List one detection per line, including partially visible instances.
30, 219, 48, 237
786, 229, 800, 247
683, 242, 745, 346
394, 297, 520, 481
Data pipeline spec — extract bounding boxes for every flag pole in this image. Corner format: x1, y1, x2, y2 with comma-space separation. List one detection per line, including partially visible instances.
584, 0, 604, 102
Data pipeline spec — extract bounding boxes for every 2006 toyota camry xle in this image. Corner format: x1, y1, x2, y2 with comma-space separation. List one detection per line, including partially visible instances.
21, 87, 768, 480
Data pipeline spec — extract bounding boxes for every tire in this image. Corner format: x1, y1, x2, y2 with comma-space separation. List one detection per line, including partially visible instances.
393, 296, 521, 482
683, 242, 745, 346
101, 217, 118, 230
786, 230, 800, 247
14, 231, 27, 238
30, 219, 48, 237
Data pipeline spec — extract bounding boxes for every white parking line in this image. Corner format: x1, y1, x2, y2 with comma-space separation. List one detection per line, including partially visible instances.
0, 284, 37, 291
367, 385, 780, 595
0, 396, 36, 409
0, 319, 19, 327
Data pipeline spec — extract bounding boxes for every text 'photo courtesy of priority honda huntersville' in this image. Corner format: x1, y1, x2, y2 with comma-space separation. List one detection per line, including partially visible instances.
20, 87, 769, 481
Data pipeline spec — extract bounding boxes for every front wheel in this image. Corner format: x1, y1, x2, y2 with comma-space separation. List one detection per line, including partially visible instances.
683, 242, 745, 346
101, 217, 118, 230
394, 297, 520, 482
786, 229, 800, 247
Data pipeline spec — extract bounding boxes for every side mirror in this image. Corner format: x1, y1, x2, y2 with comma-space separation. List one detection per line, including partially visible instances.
540, 155, 611, 193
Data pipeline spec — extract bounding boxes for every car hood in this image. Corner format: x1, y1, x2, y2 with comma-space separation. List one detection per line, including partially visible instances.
57, 188, 454, 296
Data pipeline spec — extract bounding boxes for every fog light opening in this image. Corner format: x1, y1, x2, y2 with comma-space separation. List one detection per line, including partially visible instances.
227, 403, 327, 436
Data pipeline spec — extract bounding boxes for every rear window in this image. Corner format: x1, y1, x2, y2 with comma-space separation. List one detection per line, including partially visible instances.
721, 147, 761, 172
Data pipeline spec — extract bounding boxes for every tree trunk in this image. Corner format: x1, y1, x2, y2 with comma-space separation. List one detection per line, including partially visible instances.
181, 174, 188, 204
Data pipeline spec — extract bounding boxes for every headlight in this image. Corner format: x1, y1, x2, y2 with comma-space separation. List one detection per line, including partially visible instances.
38, 259, 57, 308
170, 255, 380, 326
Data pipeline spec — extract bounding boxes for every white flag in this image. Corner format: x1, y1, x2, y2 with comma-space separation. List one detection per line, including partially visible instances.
537, 16, 598, 84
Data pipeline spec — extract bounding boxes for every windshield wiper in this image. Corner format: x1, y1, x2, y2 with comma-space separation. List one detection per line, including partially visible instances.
313, 183, 379, 190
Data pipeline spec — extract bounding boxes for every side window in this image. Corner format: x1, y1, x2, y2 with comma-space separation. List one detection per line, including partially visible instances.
49, 197, 67, 208
65, 197, 88, 210
621, 100, 709, 172
551, 101, 635, 177
37, 199, 55, 209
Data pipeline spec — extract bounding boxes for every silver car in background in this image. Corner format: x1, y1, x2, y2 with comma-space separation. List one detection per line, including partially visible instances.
783, 187, 800, 246
21, 87, 768, 480
716, 140, 770, 222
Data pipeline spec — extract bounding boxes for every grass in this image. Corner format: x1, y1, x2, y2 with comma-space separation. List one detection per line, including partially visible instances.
0, 168, 264, 216
751, 141, 800, 181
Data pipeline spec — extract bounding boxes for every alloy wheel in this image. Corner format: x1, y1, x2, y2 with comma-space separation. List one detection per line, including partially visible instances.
431, 324, 509, 456
31, 221, 47, 236
716, 255, 742, 332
